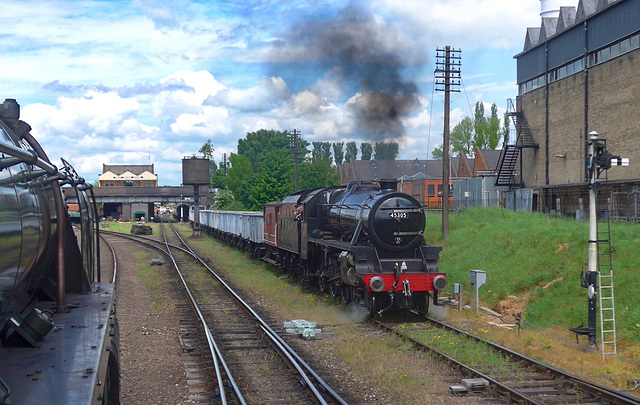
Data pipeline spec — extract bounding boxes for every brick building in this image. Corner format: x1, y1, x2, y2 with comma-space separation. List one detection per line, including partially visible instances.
98, 164, 158, 187
337, 148, 502, 208
503, 0, 640, 215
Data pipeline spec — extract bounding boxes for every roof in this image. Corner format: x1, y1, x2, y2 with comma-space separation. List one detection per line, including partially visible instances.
98, 170, 157, 181
102, 164, 154, 175
337, 158, 460, 184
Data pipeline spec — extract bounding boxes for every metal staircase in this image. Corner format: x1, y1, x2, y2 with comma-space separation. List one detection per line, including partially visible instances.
597, 178, 617, 360
495, 99, 538, 188
495, 146, 520, 187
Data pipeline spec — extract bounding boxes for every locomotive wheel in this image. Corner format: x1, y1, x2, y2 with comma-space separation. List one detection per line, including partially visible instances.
330, 284, 339, 300
416, 293, 430, 315
367, 295, 377, 318
317, 276, 326, 293
340, 287, 351, 304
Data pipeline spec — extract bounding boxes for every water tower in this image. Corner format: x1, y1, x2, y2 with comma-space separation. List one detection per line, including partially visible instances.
182, 156, 210, 235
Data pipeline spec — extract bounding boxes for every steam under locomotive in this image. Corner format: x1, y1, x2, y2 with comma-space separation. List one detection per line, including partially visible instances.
0, 99, 118, 404
195, 180, 446, 316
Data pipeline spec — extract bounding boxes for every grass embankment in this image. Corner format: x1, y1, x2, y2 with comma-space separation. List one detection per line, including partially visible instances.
424, 207, 640, 344
423, 207, 640, 388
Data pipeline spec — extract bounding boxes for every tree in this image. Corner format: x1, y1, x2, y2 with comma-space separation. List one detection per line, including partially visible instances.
226, 153, 253, 206
488, 104, 501, 149
373, 142, 399, 160
345, 141, 358, 162
198, 139, 214, 159
431, 145, 443, 160
450, 117, 474, 156
237, 129, 292, 171
332, 142, 345, 165
212, 189, 246, 210
471, 101, 501, 151
360, 142, 373, 160
312, 141, 332, 163
247, 149, 294, 210
502, 111, 511, 147
198, 139, 219, 188
298, 159, 340, 190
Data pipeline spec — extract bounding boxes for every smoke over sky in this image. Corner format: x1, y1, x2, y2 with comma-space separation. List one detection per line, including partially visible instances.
270, 6, 428, 141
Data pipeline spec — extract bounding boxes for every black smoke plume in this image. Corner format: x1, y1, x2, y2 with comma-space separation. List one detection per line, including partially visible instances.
270, 6, 427, 141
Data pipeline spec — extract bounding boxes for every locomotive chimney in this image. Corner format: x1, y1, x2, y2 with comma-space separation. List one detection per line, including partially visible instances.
377, 178, 399, 191
1, 98, 20, 124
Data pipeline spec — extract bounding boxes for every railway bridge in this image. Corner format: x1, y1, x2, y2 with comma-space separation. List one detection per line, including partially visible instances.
62, 186, 208, 221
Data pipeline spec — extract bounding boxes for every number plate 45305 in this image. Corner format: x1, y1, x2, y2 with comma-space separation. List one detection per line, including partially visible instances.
388, 211, 408, 219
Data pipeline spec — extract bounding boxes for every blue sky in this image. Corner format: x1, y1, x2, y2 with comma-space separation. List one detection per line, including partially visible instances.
2, 0, 546, 185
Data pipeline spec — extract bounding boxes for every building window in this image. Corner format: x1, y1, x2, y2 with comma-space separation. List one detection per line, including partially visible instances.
428, 184, 435, 197
631, 34, 640, 50
437, 184, 443, 196
610, 43, 620, 58
620, 38, 630, 54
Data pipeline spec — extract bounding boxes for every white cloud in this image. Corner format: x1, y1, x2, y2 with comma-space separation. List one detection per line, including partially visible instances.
372, 0, 541, 51
153, 71, 227, 118
170, 106, 232, 137
210, 76, 290, 111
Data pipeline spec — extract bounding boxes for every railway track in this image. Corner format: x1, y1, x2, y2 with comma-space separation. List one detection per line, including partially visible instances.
103, 222, 348, 405
373, 317, 640, 404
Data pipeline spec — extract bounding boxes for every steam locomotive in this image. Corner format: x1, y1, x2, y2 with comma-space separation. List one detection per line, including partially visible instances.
194, 180, 446, 316
0, 99, 118, 404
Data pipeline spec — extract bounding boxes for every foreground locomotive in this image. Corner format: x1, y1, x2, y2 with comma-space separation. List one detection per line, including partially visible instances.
196, 180, 446, 316
0, 99, 118, 404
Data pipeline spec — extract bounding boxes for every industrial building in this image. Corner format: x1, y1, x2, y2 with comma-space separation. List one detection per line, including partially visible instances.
500, 0, 640, 218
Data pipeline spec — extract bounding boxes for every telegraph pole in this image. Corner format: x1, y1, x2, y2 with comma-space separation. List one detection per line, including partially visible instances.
435, 47, 461, 240
290, 129, 300, 192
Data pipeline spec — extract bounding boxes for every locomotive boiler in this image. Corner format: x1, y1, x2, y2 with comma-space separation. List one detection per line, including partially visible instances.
0, 98, 119, 404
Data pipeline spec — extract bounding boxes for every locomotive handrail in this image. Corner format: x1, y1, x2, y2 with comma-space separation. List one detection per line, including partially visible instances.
0, 142, 69, 182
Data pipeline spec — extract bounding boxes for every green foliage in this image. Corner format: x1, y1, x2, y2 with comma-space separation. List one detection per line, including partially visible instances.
298, 158, 340, 190
332, 142, 345, 165
450, 117, 474, 156
226, 153, 253, 205
424, 207, 640, 343
198, 139, 214, 159
312, 141, 332, 163
247, 149, 294, 210
502, 111, 511, 147
360, 142, 373, 160
373, 142, 399, 160
431, 145, 443, 160
237, 129, 300, 171
473, 102, 500, 150
345, 141, 358, 162
212, 189, 247, 210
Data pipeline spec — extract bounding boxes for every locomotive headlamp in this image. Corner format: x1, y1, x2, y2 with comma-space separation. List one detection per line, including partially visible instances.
588, 284, 596, 299
433, 275, 448, 291
369, 276, 385, 292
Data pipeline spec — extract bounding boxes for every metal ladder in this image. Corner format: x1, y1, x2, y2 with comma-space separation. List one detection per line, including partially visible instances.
597, 191, 617, 361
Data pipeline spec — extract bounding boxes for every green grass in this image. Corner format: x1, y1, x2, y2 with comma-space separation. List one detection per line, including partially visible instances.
424, 207, 640, 343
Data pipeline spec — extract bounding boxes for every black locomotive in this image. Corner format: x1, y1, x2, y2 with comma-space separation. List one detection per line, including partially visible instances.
0, 98, 118, 404
196, 179, 447, 316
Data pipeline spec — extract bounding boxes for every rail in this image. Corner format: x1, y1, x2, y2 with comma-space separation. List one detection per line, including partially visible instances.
373, 317, 640, 404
